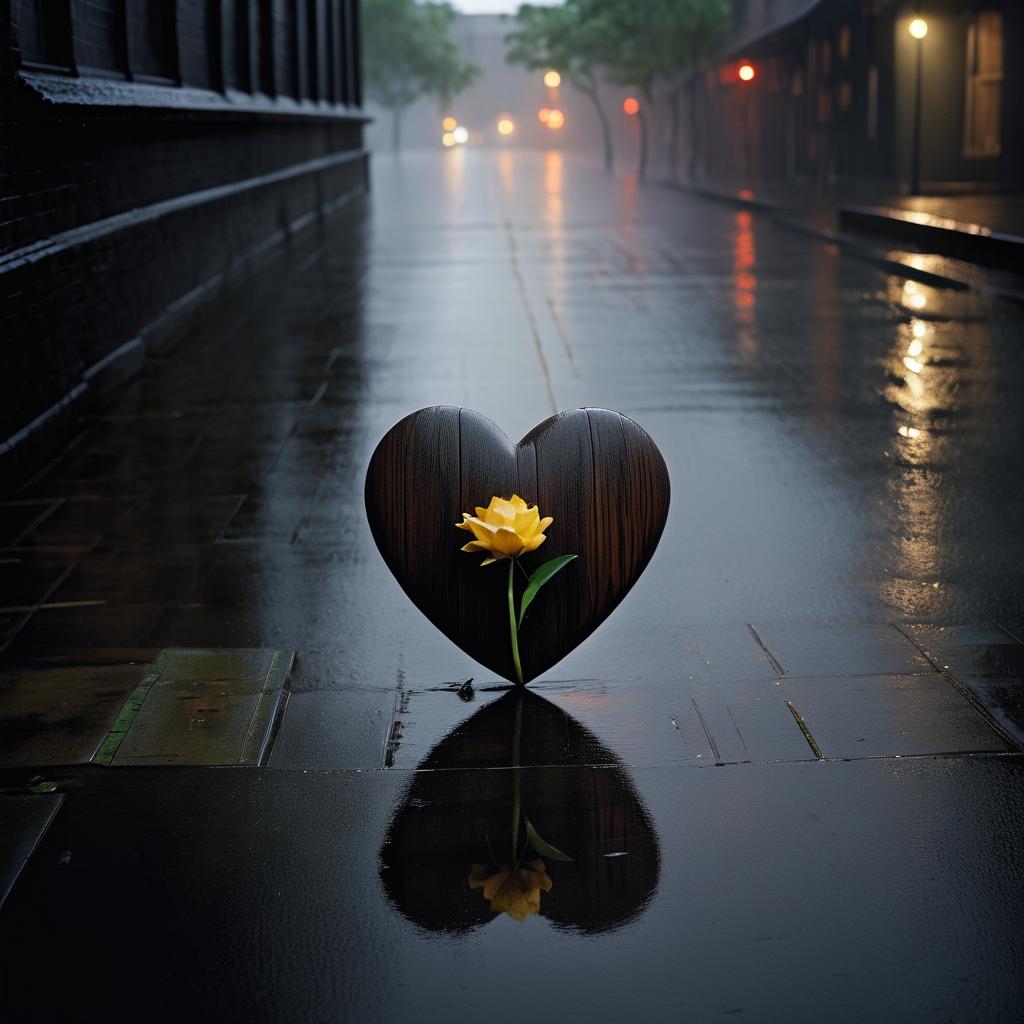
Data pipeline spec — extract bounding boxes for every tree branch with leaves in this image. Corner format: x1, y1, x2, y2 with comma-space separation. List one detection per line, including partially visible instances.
505, 3, 616, 171
363, 0, 480, 152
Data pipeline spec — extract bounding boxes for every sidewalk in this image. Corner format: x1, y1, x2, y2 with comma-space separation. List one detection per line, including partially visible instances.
2, 151, 1023, 1022
668, 178, 1024, 299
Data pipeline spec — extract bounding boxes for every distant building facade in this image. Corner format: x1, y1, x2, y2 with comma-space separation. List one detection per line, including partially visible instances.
1, 1, 367, 488
690, 0, 1023, 191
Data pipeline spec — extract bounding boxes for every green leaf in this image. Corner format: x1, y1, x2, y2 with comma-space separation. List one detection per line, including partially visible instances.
518, 554, 578, 627
525, 818, 574, 863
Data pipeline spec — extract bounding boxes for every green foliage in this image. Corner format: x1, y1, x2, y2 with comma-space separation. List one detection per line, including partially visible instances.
505, 3, 603, 91
362, 0, 480, 113
518, 554, 577, 628
508, 0, 729, 93
505, 0, 730, 175
570, 0, 731, 94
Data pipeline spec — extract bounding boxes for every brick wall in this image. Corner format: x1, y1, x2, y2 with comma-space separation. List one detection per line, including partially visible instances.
0, 0, 368, 490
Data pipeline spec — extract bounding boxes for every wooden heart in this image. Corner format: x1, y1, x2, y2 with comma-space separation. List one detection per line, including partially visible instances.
364, 407, 670, 682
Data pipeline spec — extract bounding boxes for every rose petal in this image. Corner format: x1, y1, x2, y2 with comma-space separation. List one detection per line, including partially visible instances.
491, 526, 524, 557
465, 517, 498, 544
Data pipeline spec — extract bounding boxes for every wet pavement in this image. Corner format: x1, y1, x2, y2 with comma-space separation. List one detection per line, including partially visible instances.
2, 150, 1024, 1021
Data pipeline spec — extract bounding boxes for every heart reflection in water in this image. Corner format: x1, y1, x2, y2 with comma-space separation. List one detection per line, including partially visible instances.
379, 689, 661, 933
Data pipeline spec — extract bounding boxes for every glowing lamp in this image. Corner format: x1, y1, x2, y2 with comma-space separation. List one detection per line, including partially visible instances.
441, 132, 456, 148
442, 116, 457, 132
546, 109, 564, 129
739, 63, 756, 82
623, 97, 639, 116
909, 18, 928, 39
497, 118, 515, 136
538, 107, 551, 124
544, 70, 561, 88
452, 126, 469, 144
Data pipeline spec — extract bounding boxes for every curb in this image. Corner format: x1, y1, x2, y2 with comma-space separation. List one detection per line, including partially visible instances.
661, 180, 1024, 304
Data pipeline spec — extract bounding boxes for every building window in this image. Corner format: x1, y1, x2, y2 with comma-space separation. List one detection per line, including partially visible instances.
126, 0, 178, 82
837, 81, 852, 113
963, 10, 1003, 158
18, 0, 74, 71
838, 25, 851, 62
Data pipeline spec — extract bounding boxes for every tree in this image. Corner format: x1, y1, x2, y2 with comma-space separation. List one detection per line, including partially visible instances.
570, 0, 668, 180
659, 0, 731, 179
362, 0, 480, 152
505, 3, 616, 171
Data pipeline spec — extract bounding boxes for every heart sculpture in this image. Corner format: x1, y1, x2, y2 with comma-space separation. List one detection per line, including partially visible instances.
365, 407, 670, 682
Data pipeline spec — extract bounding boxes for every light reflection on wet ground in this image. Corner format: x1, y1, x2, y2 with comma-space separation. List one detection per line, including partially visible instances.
2, 151, 1024, 1020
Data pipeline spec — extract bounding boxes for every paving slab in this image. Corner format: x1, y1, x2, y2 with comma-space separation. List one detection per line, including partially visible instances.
0, 500, 60, 547
0, 551, 78, 610
751, 622, 933, 678
0, 661, 150, 767
778, 673, 1011, 758
0, 603, 163, 662
903, 623, 1024, 745
268, 689, 396, 770
0, 793, 62, 908
99, 648, 292, 767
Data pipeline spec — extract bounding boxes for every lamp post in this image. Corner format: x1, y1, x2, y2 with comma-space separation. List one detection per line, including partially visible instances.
738, 63, 756, 183
908, 17, 928, 196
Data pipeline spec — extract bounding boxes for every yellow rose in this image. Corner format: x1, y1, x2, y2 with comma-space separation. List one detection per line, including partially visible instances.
455, 494, 553, 566
468, 860, 553, 922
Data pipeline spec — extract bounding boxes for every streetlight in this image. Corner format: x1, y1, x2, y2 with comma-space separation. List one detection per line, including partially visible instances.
546, 109, 564, 130
908, 17, 928, 195
543, 70, 561, 88
497, 117, 515, 136
738, 63, 756, 81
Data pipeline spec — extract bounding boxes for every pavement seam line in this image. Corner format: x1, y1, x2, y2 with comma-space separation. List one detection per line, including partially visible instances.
690, 697, 722, 765
784, 700, 824, 759
746, 623, 785, 678
242, 650, 295, 766
502, 217, 558, 415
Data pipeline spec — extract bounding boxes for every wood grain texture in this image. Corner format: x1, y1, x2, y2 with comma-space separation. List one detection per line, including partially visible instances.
365, 407, 670, 682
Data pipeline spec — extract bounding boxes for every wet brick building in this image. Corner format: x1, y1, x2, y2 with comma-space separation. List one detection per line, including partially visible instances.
691, 0, 1024, 191
0, 1, 367, 489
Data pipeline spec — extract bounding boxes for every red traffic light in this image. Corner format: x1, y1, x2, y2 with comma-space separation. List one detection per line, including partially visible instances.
623, 97, 639, 116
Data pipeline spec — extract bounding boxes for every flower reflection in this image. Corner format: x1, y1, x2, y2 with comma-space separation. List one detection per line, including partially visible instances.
469, 860, 553, 922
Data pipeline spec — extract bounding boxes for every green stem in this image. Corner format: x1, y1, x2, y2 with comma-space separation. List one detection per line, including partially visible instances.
508, 558, 524, 685
511, 694, 523, 867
